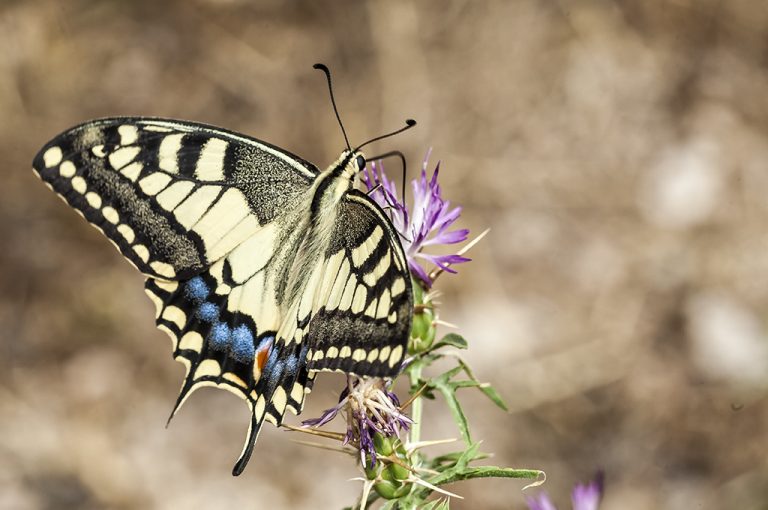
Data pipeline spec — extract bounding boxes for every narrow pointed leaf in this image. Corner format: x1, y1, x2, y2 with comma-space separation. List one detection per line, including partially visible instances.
433, 466, 544, 485
478, 384, 508, 411
430, 449, 491, 467
432, 379, 471, 444
432, 333, 468, 351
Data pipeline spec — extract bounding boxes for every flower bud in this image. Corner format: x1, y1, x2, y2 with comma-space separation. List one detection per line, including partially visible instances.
409, 281, 436, 353
364, 459, 379, 480
373, 479, 410, 499
387, 459, 410, 482
373, 432, 395, 456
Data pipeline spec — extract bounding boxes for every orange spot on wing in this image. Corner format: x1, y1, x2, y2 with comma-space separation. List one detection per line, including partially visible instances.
257, 347, 270, 370
255, 337, 274, 371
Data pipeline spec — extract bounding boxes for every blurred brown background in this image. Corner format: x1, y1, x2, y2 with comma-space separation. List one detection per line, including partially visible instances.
2, 0, 768, 508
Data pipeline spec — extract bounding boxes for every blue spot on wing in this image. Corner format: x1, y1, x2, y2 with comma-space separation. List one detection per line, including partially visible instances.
268, 360, 285, 386
231, 325, 255, 363
185, 277, 209, 302
197, 302, 219, 322
209, 322, 231, 351
284, 351, 299, 376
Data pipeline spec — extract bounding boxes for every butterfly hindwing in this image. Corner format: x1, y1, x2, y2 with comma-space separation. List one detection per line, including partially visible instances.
32, 117, 319, 280
304, 190, 413, 377
145, 272, 317, 475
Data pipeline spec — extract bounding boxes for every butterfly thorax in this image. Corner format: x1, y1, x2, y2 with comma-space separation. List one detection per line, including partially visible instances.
310, 149, 362, 213
273, 150, 364, 313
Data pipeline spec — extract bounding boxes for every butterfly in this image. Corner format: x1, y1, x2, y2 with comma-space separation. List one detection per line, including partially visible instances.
31, 64, 415, 475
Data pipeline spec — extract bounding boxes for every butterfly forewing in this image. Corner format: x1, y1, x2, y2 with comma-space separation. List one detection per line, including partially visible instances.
32, 118, 318, 280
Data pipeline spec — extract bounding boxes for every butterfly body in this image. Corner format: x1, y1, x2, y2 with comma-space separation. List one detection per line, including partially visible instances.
32, 117, 412, 474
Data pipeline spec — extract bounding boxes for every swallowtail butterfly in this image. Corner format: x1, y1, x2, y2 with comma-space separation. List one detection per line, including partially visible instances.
32, 64, 414, 475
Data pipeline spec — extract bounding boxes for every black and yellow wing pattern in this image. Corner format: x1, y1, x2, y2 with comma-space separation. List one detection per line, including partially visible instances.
32, 117, 413, 475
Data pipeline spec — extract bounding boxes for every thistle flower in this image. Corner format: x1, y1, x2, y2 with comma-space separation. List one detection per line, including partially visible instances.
362, 151, 470, 286
302, 375, 412, 468
526, 472, 604, 510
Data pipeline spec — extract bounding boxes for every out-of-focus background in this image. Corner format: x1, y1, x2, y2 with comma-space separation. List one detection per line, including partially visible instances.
2, 1, 768, 508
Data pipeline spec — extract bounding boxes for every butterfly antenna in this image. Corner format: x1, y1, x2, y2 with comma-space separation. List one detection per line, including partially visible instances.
368, 150, 408, 204
313, 63, 351, 151
355, 119, 417, 152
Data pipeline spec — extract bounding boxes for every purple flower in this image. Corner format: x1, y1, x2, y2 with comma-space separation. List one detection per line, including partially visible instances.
527, 493, 558, 510
302, 375, 412, 467
571, 472, 604, 510
526, 472, 604, 510
362, 151, 470, 286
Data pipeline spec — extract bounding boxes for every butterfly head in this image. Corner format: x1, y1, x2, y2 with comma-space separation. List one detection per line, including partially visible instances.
333, 149, 367, 181
355, 154, 367, 172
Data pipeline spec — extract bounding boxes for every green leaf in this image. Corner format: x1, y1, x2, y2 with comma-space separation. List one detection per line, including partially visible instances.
420, 498, 450, 510
427, 443, 543, 491
397, 442, 544, 505
431, 377, 472, 444
432, 333, 468, 351
430, 449, 491, 468
437, 364, 465, 381
455, 357, 478, 380
450, 380, 482, 389
450, 357, 509, 411
433, 466, 545, 485
405, 352, 442, 373
402, 443, 479, 502
420, 388, 437, 400
453, 441, 481, 471
478, 383, 509, 411
430, 451, 464, 464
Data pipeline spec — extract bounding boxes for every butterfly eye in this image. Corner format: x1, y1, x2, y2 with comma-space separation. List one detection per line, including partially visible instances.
355, 155, 366, 170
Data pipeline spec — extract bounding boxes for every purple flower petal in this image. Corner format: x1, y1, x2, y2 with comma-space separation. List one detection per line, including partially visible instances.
436, 254, 472, 265
526, 493, 559, 510
416, 253, 471, 273
301, 406, 339, 427
571, 472, 604, 510
408, 259, 432, 283
363, 152, 471, 286
422, 228, 469, 247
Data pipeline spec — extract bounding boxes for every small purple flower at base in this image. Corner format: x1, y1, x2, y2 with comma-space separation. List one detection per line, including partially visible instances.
362, 151, 470, 287
302, 375, 412, 468
526, 493, 558, 510
526, 472, 604, 510
571, 471, 604, 510
301, 385, 351, 428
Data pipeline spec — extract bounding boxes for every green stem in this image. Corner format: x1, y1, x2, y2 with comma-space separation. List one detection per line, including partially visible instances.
408, 364, 423, 445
